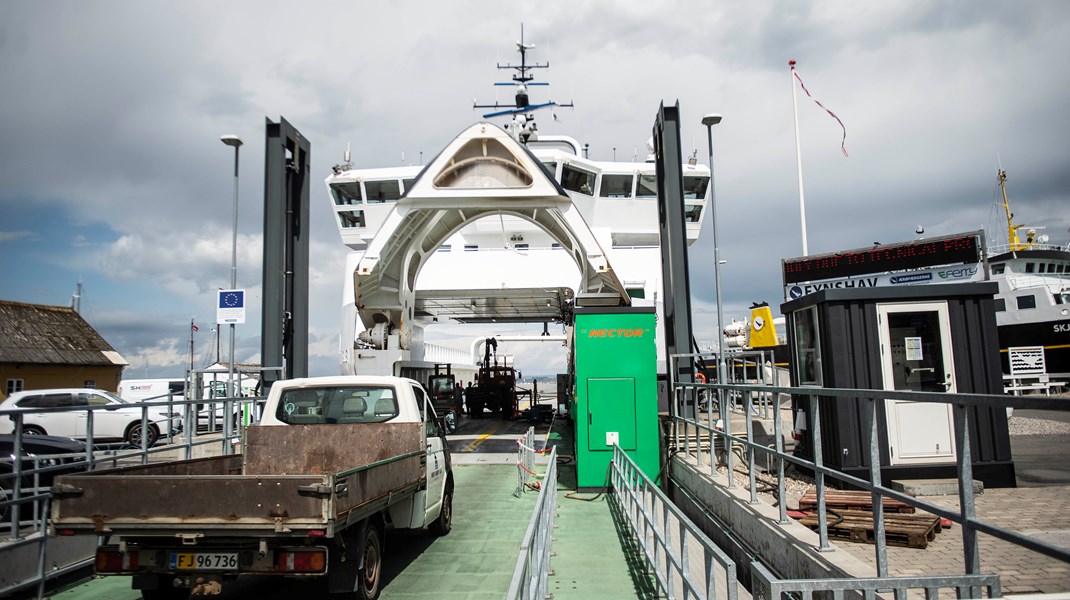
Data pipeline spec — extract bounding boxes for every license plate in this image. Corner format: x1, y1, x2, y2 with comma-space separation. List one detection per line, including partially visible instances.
169, 552, 238, 571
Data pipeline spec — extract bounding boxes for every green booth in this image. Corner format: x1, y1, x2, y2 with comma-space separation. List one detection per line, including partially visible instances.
572, 306, 660, 491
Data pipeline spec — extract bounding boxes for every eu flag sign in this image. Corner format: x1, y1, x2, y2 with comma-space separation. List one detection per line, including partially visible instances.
217, 289, 246, 324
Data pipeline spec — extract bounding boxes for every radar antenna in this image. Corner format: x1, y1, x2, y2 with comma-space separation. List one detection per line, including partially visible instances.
473, 24, 574, 144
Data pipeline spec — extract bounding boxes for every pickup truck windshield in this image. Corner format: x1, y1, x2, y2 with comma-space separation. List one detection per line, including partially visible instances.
277, 386, 399, 424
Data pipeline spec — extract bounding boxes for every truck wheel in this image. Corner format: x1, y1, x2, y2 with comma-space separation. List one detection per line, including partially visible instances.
430, 487, 453, 536
356, 524, 382, 600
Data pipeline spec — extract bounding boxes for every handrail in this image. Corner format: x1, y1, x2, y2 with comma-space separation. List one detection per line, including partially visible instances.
611, 443, 738, 600
515, 426, 536, 497
750, 560, 1001, 600
506, 444, 558, 600
0, 394, 263, 598
666, 350, 1070, 596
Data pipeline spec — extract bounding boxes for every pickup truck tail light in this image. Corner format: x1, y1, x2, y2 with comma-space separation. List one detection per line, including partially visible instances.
276, 549, 326, 573
96, 549, 139, 572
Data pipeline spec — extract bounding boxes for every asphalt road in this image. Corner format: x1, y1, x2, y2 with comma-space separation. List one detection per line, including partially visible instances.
1011, 409, 1070, 487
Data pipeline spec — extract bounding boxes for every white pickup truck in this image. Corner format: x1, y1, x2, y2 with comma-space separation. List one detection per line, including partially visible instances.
51, 376, 454, 600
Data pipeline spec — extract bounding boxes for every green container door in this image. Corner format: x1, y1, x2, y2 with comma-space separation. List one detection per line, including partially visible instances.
587, 378, 637, 451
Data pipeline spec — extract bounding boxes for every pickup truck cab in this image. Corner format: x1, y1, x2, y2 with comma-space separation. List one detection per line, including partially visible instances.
259, 376, 452, 535
52, 376, 453, 600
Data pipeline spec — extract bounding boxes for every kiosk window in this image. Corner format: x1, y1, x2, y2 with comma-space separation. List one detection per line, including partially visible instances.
792, 306, 822, 386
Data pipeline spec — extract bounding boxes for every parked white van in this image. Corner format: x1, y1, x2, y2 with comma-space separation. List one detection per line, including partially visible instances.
118, 379, 186, 403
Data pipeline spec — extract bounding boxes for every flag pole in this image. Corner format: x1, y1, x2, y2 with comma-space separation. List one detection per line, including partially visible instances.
790, 59, 809, 256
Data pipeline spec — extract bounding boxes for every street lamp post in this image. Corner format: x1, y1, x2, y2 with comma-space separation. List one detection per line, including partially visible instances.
220, 135, 242, 400
701, 114, 727, 402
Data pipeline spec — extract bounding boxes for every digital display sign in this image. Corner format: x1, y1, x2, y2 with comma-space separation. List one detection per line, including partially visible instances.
782, 233, 982, 285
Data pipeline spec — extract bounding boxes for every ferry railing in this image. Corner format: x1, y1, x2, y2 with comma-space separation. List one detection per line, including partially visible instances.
611, 443, 739, 600
515, 426, 536, 497
750, 561, 1001, 600
987, 241, 1070, 255
0, 394, 264, 599
665, 363, 1070, 596
506, 444, 558, 600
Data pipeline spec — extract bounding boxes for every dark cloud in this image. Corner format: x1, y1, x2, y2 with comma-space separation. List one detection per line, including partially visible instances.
1, 1, 1067, 377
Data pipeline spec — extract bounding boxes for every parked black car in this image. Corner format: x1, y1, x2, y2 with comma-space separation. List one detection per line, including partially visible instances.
1, 434, 88, 521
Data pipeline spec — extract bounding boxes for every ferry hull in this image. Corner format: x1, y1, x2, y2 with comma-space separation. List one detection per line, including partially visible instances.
998, 318, 1070, 375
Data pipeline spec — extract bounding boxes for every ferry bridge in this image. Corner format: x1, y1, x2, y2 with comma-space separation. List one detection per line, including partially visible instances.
4, 109, 1069, 599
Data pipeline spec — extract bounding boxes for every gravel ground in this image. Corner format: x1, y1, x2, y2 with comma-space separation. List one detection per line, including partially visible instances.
1008, 414, 1070, 435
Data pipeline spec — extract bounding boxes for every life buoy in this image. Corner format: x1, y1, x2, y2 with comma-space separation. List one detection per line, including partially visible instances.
695, 372, 707, 384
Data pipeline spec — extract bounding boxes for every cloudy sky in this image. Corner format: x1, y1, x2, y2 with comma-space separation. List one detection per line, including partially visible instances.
1, 2, 1067, 380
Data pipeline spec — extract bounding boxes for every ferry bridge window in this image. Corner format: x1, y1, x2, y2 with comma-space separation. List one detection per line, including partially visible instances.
402, 178, 415, 193
683, 176, 710, 200
1016, 295, 1037, 310
1025, 262, 1035, 273
561, 164, 596, 196
993, 298, 1006, 312
331, 182, 362, 205
365, 180, 401, 204
991, 263, 1005, 275
636, 174, 658, 198
684, 203, 702, 223
599, 174, 634, 198
1039, 264, 1046, 273
540, 161, 558, 180
337, 210, 366, 229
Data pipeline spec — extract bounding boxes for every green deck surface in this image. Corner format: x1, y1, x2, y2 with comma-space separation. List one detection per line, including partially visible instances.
548, 464, 657, 600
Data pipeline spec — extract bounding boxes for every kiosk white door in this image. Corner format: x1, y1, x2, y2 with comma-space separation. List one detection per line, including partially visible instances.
878, 302, 957, 465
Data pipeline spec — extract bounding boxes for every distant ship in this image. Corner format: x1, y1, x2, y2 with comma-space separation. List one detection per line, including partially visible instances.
987, 169, 1070, 375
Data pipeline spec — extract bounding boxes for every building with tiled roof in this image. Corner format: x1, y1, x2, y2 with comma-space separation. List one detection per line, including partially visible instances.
0, 300, 127, 400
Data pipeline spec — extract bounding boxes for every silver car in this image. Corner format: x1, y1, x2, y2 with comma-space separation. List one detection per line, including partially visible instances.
0, 389, 181, 447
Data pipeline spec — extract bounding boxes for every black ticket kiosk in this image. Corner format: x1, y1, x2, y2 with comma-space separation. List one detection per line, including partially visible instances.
782, 282, 1015, 487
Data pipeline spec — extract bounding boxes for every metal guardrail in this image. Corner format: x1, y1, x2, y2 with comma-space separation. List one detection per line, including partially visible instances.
667, 350, 1070, 597
515, 426, 536, 497
750, 561, 1001, 600
0, 394, 263, 598
611, 443, 739, 600
506, 444, 558, 600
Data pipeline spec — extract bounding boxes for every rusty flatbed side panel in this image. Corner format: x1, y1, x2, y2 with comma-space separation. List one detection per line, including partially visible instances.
52, 474, 326, 523
79, 455, 243, 477
334, 454, 424, 519
243, 423, 422, 475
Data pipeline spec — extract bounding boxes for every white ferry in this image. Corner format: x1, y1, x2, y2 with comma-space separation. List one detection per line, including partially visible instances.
323, 33, 710, 378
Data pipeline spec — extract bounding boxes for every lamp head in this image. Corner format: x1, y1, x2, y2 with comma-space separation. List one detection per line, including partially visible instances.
701, 113, 723, 127
220, 135, 243, 148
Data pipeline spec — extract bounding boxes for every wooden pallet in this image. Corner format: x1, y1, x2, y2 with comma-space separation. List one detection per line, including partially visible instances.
796, 509, 942, 549
798, 489, 915, 514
